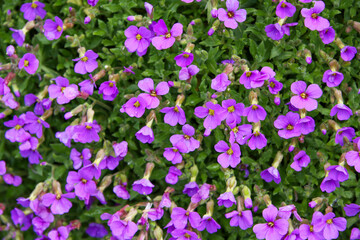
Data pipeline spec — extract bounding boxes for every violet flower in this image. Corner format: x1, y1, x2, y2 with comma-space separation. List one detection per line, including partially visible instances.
327, 165, 348, 182
120, 96, 146, 118
66, 171, 97, 203
86, 223, 108, 238
171, 229, 200, 240
345, 141, 360, 172
197, 215, 221, 233
301, 1, 330, 31
253, 205, 289, 240
265, 23, 284, 41
70, 148, 92, 170
9, 28, 26, 46
163, 143, 187, 164
290, 81, 322, 111
124, 26, 151, 56
113, 183, 130, 200
276, 1, 296, 18
194, 101, 227, 130
48, 76, 79, 104
217, 0, 247, 29
299, 211, 324, 240
351, 228, 360, 240
48, 226, 69, 240
20, 2, 46, 21
322, 69, 344, 87
171, 207, 201, 229
274, 112, 301, 139
73, 50, 98, 74
296, 116, 315, 135
44, 17, 63, 41
135, 126, 154, 144
138, 78, 169, 109
24, 94, 52, 115
19, 53, 39, 75
23, 111, 50, 138
291, 150, 310, 171
330, 103, 352, 121
160, 105, 186, 126
98, 81, 118, 101
174, 51, 194, 67
341, 46, 357, 62
4, 115, 31, 143
319, 27, 335, 44
179, 65, 200, 81
42, 192, 75, 215
165, 166, 182, 185
3, 174, 22, 186
214, 140, 241, 168
344, 203, 360, 217
243, 104, 267, 122
72, 121, 101, 143
268, 78, 283, 94
170, 124, 200, 153
335, 127, 355, 146
0, 161, 6, 175
183, 182, 199, 197
282, 22, 298, 36
225, 210, 253, 230
239, 70, 268, 89
246, 129, 267, 150
211, 73, 231, 92
278, 204, 302, 222
313, 212, 347, 239
229, 124, 252, 145
151, 19, 183, 50
261, 167, 281, 184
132, 178, 154, 195
87, 0, 99, 6
191, 183, 211, 203
217, 191, 236, 208
222, 99, 244, 126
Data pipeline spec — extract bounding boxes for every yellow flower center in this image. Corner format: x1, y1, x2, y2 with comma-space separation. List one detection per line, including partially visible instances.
174, 106, 179, 112
326, 219, 333, 224
238, 211, 242, 216
173, 148, 178, 152
86, 125, 92, 130
184, 233, 191, 239
300, 93, 307, 99
109, 82, 114, 87
134, 101, 140, 107
184, 135, 191, 140
281, 2, 287, 8
254, 131, 260, 136
227, 11, 234, 18
31, 3, 38, 8
57, 26, 62, 32
183, 53, 189, 58
209, 109, 215, 116
270, 82, 275, 88
185, 211, 190, 216
37, 119, 41, 124
15, 125, 22, 130
56, 194, 61, 200
268, 222, 274, 227
81, 56, 88, 62
24, 60, 29, 67
136, 34, 142, 40
226, 148, 234, 155
286, 124, 294, 130
232, 127, 239, 133
311, 13, 318, 19
61, 87, 66, 93
310, 225, 314, 232
165, 32, 171, 39
227, 106, 235, 113
150, 90, 157, 97
251, 105, 258, 110
81, 179, 87, 183
246, 72, 252, 77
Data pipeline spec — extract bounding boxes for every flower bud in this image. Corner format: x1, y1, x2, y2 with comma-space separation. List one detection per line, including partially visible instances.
154, 225, 163, 240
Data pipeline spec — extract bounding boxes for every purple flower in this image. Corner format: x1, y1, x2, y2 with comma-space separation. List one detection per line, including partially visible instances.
299, 212, 325, 240
138, 78, 169, 109
197, 215, 221, 233
296, 116, 315, 135
322, 69, 344, 87
171, 229, 200, 240
344, 203, 360, 217
163, 143, 187, 164
24, 94, 52, 115
276, 1, 296, 18
99, 81, 118, 101
278, 205, 302, 222
301, 1, 330, 31
48, 76, 79, 104
19, 53, 39, 75
330, 103, 352, 121
120, 96, 146, 118
70, 148, 91, 170
274, 112, 301, 139
341, 46, 357, 61
222, 99, 244, 126
170, 124, 200, 153
0, 161, 6, 175
9, 28, 26, 46
179, 65, 200, 81
217, 191, 236, 208
3, 174, 22, 186
351, 228, 360, 240
335, 127, 355, 146
253, 205, 289, 240
327, 165, 348, 182
246, 129, 267, 150
183, 181, 199, 197
144, 2, 154, 18
151, 19, 183, 50
313, 212, 347, 240
229, 124, 252, 145
66, 171, 97, 203
290, 81, 322, 111
268, 78, 283, 94
225, 210, 253, 230
73, 50, 98, 74
109, 218, 138, 240
320, 177, 340, 193
44, 17, 63, 40
72, 121, 101, 143
4, 115, 31, 143
171, 207, 201, 229
260, 167, 281, 184
214, 140, 241, 168
160, 105, 186, 126
345, 142, 360, 173
291, 150, 310, 171
132, 178, 154, 195
23, 111, 50, 138
87, 0, 99, 6
217, 0, 247, 29
319, 27, 335, 44
86, 223, 108, 238
191, 183, 211, 203
239, 70, 268, 89
243, 104, 267, 122
42, 192, 75, 215
135, 126, 154, 144
265, 23, 284, 41
113, 183, 130, 199
194, 102, 227, 130
124, 26, 151, 56
20, 2, 46, 21
48, 226, 69, 240
165, 167, 182, 185
211, 73, 231, 92
174, 51, 194, 67
11, 208, 32, 231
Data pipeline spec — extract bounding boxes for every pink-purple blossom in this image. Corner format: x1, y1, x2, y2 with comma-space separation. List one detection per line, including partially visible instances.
19, 53, 39, 75
20, 2, 46, 21
124, 26, 151, 56
290, 81, 322, 111
73, 50, 98, 74
138, 78, 169, 109
217, 0, 247, 29
151, 19, 183, 50
44, 17, 63, 40
301, 1, 330, 31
